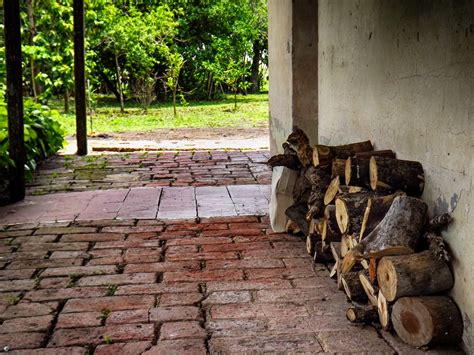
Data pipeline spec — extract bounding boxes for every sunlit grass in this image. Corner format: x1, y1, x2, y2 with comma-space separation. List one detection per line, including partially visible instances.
51, 93, 269, 136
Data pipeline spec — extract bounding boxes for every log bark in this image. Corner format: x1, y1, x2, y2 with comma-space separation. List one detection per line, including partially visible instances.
322, 205, 341, 245
335, 192, 375, 235
312, 140, 373, 167
391, 296, 463, 347
306, 234, 318, 255
378, 291, 392, 331
345, 150, 396, 186
306, 165, 332, 220
346, 305, 378, 324
285, 202, 309, 235
313, 241, 334, 263
370, 156, 424, 196
359, 270, 379, 306
425, 213, 453, 233
323, 176, 340, 205
341, 271, 368, 302
293, 168, 312, 202
424, 232, 450, 262
377, 251, 454, 302
352, 196, 427, 259
331, 159, 346, 180
359, 191, 406, 241
287, 127, 313, 167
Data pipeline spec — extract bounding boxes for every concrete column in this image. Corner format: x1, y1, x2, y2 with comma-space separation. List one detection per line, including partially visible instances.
268, 0, 318, 154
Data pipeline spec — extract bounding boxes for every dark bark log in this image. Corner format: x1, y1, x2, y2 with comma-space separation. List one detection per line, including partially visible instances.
293, 168, 312, 202
341, 271, 368, 302
392, 296, 463, 347
377, 251, 453, 302
335, 192, 376, 235
313, 241, 334, 263
306, 165, 332, 220
359, 269, 379, 306
370, 156, 424, 196
331, 159, 346, 180
352, 196, 427, 259
285, 202, 309, 236
313, 140, 373, 167
346, 305, 378, 324
322, 205, 342, 245
345, 150, 396, 187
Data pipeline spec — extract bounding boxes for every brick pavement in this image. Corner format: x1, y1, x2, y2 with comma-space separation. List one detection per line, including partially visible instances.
26, 150, 271, 196
0, 217, 459, 354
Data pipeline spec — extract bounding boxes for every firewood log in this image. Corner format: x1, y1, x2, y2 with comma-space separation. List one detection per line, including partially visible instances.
359, 191, 406, 241
340, 235, 351, 257
323, 176, 340, 205
391, 296, 463, 347
341, 271, 368, 302
424, 232, 451, 262
312, 140, 373, 167
287, 127, 313, 167
369, 156, 424, 196
338, 185, 364, 194
313, 241, 334, 263
331, 159, 346, 180
329, 263, 338, 279
425, 213, 453, 233
322, 205, 341, 245
359, 270, 379, 306
285, 219, 300, 234
352, 196, 427, 259
293, 168, 312, 202
285, 202, 309, 235
345, 150, 396, 186
377, 251, 454, 302
306, 165, 332, 220
335, 192, 376, 235
306, 234, 318, 255
377, 291, 392, 331
346, 305, 378, 324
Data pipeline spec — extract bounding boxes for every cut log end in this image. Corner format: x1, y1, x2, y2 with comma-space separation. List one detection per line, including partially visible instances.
378, 291, 391, 331
335, 198, 349, 234
346, 305, 378, 324
324, 176, 340, 205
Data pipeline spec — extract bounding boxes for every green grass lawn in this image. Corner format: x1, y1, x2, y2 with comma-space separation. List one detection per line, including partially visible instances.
51, 93, 269, 136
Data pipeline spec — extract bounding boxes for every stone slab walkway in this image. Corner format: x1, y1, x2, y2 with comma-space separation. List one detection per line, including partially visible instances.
26, 150, 271, 196
0, 216, 445, 354
0, 185, 271, 225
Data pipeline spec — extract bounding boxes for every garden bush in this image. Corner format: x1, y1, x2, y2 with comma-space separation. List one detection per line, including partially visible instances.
0, 92, 65, 183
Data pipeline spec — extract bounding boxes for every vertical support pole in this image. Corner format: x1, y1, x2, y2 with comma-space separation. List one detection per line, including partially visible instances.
4, 0, 25, 202
73, 0, 87, 155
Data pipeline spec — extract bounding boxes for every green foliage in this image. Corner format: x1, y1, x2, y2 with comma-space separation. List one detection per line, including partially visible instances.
0, 92, 65, 181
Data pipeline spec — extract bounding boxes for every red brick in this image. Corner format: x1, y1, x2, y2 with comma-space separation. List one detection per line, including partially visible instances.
256, 288, 331, 303
93, 240, 159, 249
158, 231, 196, 240
166, 236, 232, 246
13, 234, 57, 243
94, 341, 152, 355
56, 312, 101, 329
200, 216, 258, 224
283, 258, 314, 268
124, 261, 200, 273
159, 293, 203, 306
20, 242, 89, 252
242, 249, 307, 259
41, 265, 117, 277
206, 279, 292, 292
0, 229, 33, 237
39, 277, 70, 289
245, 267, 316, 280
35, 226, 97, 235
106, 309, 149, 324
163, 270, 243, 283
166, 245, 198, 254
62, 295, 155, 313
126, 232, 159, 241
165, 251, 239, 262
206, 319, 266, 337
202, 291, 251, 305
115, 283, 199, 296
8, 258, 84, 270
76, 273, 156, 286
0, 315, 54, 333
228, 222, 268, 229
101, 226, 164, 234
60, 233, 124, 242
88, 256, 124, 266
200, 228, 264, 238
0, 332, 46, 350
143, 339, 206, 354
201, 241, 270, 252
7, 347, 88, 354
0, 269, 36, 280
89, 249, 122, 258
0, 279, 36, 292
159, 321, 206, 340
149, 306, 202, 322
49, 251, 89, 259
210, 303, 309, 320
24, 287, 108, 302
48, 324, 154, 347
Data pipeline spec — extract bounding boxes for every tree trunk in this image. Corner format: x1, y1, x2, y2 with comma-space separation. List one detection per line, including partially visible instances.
172, 85, 177, 117
98, 69, 121, 102
115, 53, 125, 113
377, 251, 454, 302
370, 156, 425, 196
346, 305, 378, 324
27, 0, 37, 100
392, 296, 463, 347
64, 89, 69, 114
249, 41, 261, 93
312, 140, 373, 167
352, 196, 427, 259
345, 150, 396, 186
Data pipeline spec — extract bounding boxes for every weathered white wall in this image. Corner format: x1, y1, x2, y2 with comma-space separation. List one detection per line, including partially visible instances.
268, 0, 318, 154
318, 0, 474, 350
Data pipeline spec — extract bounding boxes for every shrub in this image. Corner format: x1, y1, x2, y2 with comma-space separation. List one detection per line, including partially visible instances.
0, 92, 65, 181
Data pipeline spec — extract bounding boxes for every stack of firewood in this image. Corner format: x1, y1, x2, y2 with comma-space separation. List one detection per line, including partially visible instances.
268, 128, 463, 348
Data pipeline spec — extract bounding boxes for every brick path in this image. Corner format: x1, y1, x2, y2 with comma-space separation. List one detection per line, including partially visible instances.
0, 216, 426, 354
26, 150, 271, 196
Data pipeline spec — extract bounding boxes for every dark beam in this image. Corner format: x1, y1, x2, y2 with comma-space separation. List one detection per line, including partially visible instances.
4, 0, 25, 202
73, 0, 87, 155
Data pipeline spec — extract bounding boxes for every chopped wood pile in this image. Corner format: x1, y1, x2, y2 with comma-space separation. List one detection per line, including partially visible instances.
268, 127, 463, 349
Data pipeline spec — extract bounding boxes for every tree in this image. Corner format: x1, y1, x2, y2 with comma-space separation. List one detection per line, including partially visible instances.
165, 52, 184, 117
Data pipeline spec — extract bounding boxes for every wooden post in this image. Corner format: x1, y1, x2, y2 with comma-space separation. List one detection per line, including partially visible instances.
73, 0, 87, 155
4, 0, 25, 202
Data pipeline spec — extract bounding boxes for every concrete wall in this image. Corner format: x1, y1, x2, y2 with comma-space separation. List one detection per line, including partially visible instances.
317, 0, 474, 350
268, 0, 318, 154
